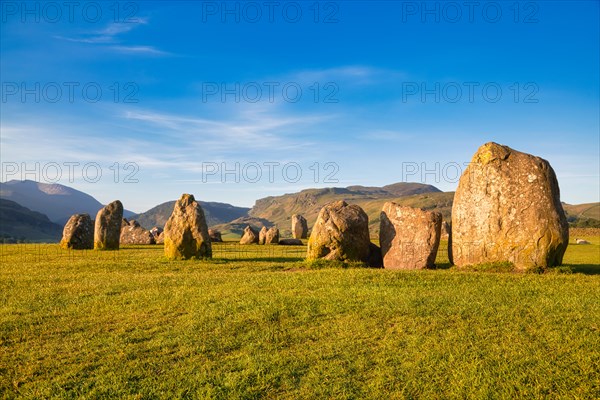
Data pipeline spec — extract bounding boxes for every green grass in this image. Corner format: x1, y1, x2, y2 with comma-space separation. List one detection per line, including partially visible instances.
1, 238, 599, 399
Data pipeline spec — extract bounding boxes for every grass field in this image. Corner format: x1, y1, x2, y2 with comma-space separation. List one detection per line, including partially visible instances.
1, 237, 599, 399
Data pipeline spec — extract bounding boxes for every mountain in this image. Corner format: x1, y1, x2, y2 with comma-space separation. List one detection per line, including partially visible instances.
131, 200, 250, 230
0, 180, 135, 225
0, 199, 63, 242
562, 202, 600, 228
241, 182, 447, 237
210, 216, 274, 239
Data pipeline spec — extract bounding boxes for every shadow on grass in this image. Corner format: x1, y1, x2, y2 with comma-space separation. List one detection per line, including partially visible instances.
556, 264, 600, 275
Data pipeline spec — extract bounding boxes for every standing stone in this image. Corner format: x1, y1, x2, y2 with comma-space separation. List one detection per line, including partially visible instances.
163, 194, 212, 259
292, 214, 308, 239
156, 231, 165, 244
120, 219, 155, 245
240, 225, 259, 244
94, 200, 123, 250
307, 201, 371, 262
60, 213, 93, 250
265, 227, 280, 244
379, 203, 442, 269
208, 229, 223, 242
258, 226, 268, 245
452, 142, 569, 270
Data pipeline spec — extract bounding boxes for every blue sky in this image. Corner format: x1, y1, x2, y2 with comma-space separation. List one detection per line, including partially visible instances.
1, 0, 599, 212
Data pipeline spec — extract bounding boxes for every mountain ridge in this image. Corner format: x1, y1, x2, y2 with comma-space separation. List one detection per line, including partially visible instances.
0, 180, 135, 224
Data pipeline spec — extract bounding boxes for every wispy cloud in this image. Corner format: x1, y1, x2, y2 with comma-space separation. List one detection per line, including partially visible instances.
54, 18, 167, 56
110, 45, 168, 56
289, 66, 408, 86
123, 106, 328, 153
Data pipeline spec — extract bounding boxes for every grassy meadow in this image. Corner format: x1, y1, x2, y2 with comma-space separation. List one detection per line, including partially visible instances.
1, 236, 599, 399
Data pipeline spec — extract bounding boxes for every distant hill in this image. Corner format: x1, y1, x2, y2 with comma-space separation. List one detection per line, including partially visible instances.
250, 183, 441, 223
563, 202, 600, 228
0, 180, 135, 225
210, 216, 274, 239
225, 182, 445, 237
0, 199, 63, 242
131, 201, 250, 230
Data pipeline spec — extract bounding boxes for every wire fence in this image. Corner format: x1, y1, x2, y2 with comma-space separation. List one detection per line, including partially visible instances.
0, 242, 307, 263
212, 242, 306, 259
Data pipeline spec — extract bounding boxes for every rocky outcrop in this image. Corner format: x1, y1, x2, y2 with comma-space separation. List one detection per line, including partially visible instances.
120, 219, 155, 245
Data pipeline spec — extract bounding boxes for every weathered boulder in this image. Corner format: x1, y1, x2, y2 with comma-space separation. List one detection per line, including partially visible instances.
279, 238, 303, 246
576, 238, 591, 245
379, 203, 442, 269
60, 213, 93, 250
94, 200, 123, 250
163, 194, 212, 259
452, 142, 569, 270
292, 214, 308, 239
258, 226, 268, 245
120, 219, 155, 245
208, 229, 223, 242
307, 201, 371, 262
150, 226, 163, 241
265, 227, 279, 244
240, 225, 259, 244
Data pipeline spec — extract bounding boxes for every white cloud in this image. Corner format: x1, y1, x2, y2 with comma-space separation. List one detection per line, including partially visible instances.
54, 18, 167, 56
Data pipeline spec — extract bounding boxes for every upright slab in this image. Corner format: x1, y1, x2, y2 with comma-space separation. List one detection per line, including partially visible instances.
163, 194, 212, 259
451, 142, 569, 270
265, 227, 279, 244
94, 200, 123, 250
292, 214, 308, 239
379, 203, 442, 269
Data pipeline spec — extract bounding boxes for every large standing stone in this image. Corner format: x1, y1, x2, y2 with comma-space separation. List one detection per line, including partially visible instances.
208, 229, 223, 242
307, 201, 371, 262
292, 214, 308, 239
120, 219, 155, 245
60, 213, 93, 250
379, 203, 442, 269
240, 225, 259, 244
265, 227, 279, 244
452, 142, 569, 270
258, 226, 268, 245
163, 194, 212, 259
94, 200, 123, 250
